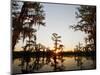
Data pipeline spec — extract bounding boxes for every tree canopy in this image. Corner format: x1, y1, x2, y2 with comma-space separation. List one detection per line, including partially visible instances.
12, 1, 45, 51
71, 5, 96, 51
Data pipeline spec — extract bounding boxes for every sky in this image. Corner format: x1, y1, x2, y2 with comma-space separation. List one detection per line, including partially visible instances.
15, 2, 86, 51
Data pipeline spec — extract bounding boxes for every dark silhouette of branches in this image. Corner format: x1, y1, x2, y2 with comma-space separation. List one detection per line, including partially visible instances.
12, 1, 45, 51
51, 33, 62, 52
70, 5, 96, 51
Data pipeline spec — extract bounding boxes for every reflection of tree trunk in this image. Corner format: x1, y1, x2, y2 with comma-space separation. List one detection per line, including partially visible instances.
54, 55, 57, 71
74, 56, 83, 69
26, 62, 29, 72
92, 56, 96, 68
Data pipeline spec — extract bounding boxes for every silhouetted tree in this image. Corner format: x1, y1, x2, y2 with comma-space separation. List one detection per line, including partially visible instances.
12, 1, 23, 51
70, 5, 96, 51
51, 33, 62, 53
58, 44, 64, 52
74, 42, 83, 53
12, 1, 45, 51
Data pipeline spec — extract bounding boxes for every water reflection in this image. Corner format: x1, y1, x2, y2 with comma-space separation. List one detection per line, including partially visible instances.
12, 55, 96, 74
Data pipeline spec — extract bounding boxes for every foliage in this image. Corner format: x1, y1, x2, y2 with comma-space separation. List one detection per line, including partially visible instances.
70, 5, 96, 51
51, 33, 64, 53
12, 1, 45, 51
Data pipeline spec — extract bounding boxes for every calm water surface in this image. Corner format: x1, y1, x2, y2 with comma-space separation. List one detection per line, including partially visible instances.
12, 56, 96, 74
